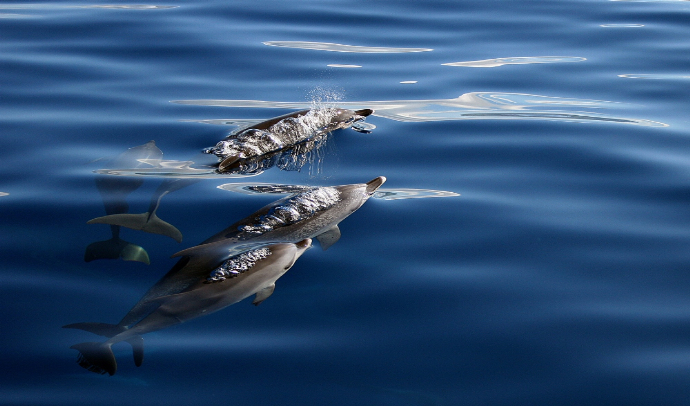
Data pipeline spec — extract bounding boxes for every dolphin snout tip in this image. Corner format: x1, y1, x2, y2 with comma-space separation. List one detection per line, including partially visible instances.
296, 238, 313, 249
365, 176, 386, 194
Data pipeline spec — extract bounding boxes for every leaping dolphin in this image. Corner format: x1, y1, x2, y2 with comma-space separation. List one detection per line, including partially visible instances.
205, 108, 373, 172
65, 239, 312, 375
172, 176, 386, 260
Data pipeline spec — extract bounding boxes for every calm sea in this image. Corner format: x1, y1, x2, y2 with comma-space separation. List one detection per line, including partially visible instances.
2, 0, 690, 405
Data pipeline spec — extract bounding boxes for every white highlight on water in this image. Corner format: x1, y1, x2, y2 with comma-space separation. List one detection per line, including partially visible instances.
443, 56, 586, 67
263, 41, 433, 53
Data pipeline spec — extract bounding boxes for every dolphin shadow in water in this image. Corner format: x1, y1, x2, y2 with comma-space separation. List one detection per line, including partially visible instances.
85, 141, 163, 265
205, 108, 373, 172
65, 239, 312, 375
87, 178, 194, 243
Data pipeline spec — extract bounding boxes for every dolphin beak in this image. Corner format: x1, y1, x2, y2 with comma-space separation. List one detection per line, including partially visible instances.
296, 238, 313, 249
365, 176, 386, 194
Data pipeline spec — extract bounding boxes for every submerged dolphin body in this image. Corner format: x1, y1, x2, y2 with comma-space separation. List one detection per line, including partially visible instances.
65, 239, 312, 375
206, 108, 373, 172
173, 176, 386, 260
87, 178, 194, 243
85, 141, 163, 264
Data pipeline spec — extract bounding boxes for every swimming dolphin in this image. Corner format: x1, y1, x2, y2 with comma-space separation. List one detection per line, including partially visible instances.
206, 108, 373, 172
172, 176, 386, 260
85, 140, 163, 264
65, 239, 312, 375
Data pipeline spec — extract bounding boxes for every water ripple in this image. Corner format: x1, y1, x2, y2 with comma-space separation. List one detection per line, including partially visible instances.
443, 56, 586, 68
619, 74, 690, 80
173, 92, 667, 127
263, 41, 433, 53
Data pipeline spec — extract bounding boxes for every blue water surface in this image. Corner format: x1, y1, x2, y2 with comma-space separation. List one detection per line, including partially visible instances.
2, 0, 690, 405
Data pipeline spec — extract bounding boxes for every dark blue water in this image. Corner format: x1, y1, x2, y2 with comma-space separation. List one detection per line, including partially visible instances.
3, 1, 690, 404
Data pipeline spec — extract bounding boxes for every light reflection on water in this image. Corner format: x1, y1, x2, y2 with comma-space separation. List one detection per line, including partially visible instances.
173, 92, 668, 127
619, 74, 690, 80
262, 41, 433, 53
442, 56, 586, 67
217, 182, 460, 200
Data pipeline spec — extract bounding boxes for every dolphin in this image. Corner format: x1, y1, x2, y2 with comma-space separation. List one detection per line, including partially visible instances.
65, 239, 312, 375
172, 176, 386, 261
205, 108, 373, 172
86, 178, 194, 243
84, 140, 163, 264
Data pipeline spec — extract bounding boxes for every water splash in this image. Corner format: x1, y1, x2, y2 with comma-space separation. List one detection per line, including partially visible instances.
206, 248, 272, 283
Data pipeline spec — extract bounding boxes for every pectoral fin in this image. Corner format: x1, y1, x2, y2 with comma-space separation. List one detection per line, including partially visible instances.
316, 225, 341, 251
252, 283, 275, 306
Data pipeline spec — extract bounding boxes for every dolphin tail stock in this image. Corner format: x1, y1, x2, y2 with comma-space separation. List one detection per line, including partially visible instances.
84, 236, 151, 265
87, 212, 183, 243
70, 342, 118, 375
64, 322, 145, 370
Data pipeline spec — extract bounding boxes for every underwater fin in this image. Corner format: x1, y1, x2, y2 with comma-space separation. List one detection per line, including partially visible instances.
70, 342, 117, 376
253, 283, 276, 306
87, 212, 183, 242
125, 336, 144, 367
63, 322, 125, 338
218, 155, 242, 172
120, 243, 151, 264
84, 237, 150, 265
316, 225, 341, 251
354, 109, 374, 117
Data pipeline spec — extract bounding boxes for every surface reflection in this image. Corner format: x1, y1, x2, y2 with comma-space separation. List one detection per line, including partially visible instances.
173, 92, 667, 127
619, 74, 690, 80
218, 182, 460, 200
85, 141, 162, 265
442, 56, 586, 67
263, 41, 433, 53
86, 142, 189, 265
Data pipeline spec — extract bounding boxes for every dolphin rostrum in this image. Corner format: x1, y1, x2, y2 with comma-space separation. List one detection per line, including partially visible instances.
65, 239, 312, 375
172, 176, 386, 260
205, 108, 373, 172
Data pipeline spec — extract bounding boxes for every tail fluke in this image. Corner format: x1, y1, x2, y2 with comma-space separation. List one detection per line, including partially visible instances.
63, 322, 125, 337
126, 336, 144, 367
64, 323, 145, 370
87, 213, 183, 243
84, 237, 150, 265
70, 342, 117, 376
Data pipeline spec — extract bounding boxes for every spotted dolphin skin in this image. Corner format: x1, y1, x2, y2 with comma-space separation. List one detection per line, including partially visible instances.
64, 239, 312, 376
172, 176, 386, 260
206, 108, 373, 172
